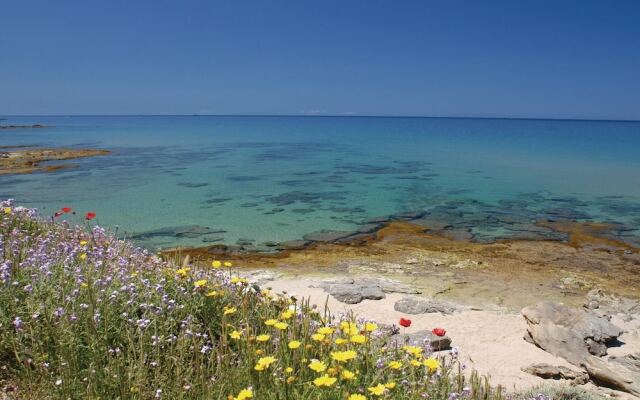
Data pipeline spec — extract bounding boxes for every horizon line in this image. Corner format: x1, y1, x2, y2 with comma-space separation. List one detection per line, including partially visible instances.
2, 114, 639, 123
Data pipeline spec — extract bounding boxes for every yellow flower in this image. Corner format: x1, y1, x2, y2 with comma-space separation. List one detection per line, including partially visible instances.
255, 356, 277, 370
79, 253, 87, 261
256, 334, 271, 342
235, 388, 253, 400
265, 319, 278, 326
385, 382, 396, 389
327, 367, 338, 376
330, 350, 357, 363
341, 370, 356, 380
176, 267, 190, 278
224, 261, 233, 267
402, 345, 423, 356
79, 240, 88, 246
194, 279, 207, 288
311, 333, 325, 342
313, 374, 337, 387
205, 290, 219, 297
229, 330, 241, 340
286, 376, 296, 384
388, 360, 402, 370
410, 359, 422, 367
348, 395, 367, 400
274, 322, 288, 330
350, 334, 367, 344
340, 321, 359, 335
280, 310, 295, 319
317, 326, 335, 335
367, 384, 386, 396
223, 306, 237, 315
230, 276, 241, 284
308, 359, 327, 373
335, 338, 348, 345
288, 340, 301, 349
3, 207, 11, 215
211, 260, 222, 268
255, 349, 264, 356
423, 357, 440, 372
285, 367, 294, 373
364, 322, 378, 332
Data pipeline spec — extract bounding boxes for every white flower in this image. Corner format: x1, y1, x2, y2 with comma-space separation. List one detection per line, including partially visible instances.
55, 379, 62, 386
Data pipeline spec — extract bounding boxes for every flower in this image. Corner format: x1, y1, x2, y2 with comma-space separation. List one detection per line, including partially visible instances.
205, 290, 219, 297
265, 319, 278, 326
349, 394, 367, 400
335, 338, 348, 345
288, 340, 301, 349
399, 318, 412, 327
3, 207, 11, 215
313, 374, 337, 387
255, 356, 277, 369
211, 260, 222, 268
311, 333, 325, 342
79, 240, 88, 246
224, 261, 232, 267
432, 327, 446, 337
340, 321, 359, 335
256, 334, 271, 342
280, 310, 294, 319
274, 321, 288, 330
317, 326, 334, 335
385, 382, 396, 389
61, 207, 72, 213
341, 370, 356, 380
85, 212, 96, 220
79, 253, 87, 261
223, 306, 237, 315
330, 350, 357, 362
364, 322, 378, 332
229, 330, 241, 340
235, 388, 253, 400
388, 360, 402, 370
194, 279, 207, 288
402, 345, 423, 356
350, 334, 367, 344
308, 359, 327, 373
176, 267, 190, 278
368, 384, 386, 396
423, 357, 440, 372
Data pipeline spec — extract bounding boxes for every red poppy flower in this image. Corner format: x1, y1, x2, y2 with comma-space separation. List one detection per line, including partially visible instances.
61, 207, 72, 213
85, 212, 96, 220
432, 328, 446, 337
399, 318, 412, 328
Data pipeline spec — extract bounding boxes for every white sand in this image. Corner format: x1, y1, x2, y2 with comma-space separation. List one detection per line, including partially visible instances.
262, 276, 640, 393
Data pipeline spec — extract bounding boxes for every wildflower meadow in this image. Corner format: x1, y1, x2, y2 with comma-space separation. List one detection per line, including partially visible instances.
0, 199, 570, 400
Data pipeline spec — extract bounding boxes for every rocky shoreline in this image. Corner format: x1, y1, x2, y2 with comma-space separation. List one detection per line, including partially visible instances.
0, 147, 110, 175
0, 124, 47, 129
236, 269, 640, 398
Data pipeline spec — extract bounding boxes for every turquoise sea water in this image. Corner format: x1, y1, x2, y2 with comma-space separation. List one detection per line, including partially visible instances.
2, 116, 640, 250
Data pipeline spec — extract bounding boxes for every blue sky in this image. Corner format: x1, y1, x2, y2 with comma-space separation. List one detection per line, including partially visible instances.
1, 1, 639, 119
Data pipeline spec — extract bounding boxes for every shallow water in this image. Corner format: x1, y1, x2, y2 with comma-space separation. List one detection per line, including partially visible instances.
2, 115, 640, 249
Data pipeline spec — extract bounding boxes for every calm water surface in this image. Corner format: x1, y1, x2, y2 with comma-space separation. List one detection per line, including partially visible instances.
2, 116, 639, 249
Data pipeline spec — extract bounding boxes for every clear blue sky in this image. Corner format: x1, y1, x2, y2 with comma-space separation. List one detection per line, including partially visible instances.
1, 1, 639, 119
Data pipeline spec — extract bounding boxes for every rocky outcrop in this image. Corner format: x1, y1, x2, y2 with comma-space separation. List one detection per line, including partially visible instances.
0, 148, 109, 175
316, 277, 420, 304
521, 363, 589, 384
583, 354, 640, 396
522, 301, 621, 365
387, 329, 452, 351
394, 296, 459, 315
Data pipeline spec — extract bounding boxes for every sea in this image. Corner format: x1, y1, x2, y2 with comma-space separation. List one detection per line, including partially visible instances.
2, 115, 639, 250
